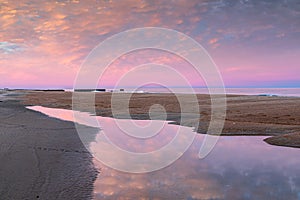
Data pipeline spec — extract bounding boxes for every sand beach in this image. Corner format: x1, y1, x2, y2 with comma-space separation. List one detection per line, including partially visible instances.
21, 90, 300, 148
0, 92, 98, 199
0, 90, 300, 199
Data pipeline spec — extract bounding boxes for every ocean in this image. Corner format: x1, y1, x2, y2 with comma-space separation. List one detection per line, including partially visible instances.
142, 87, 300, 97
72, 87, 300, 97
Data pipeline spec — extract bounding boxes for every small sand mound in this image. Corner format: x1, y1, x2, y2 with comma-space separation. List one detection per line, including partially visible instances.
264, 132, 300, 148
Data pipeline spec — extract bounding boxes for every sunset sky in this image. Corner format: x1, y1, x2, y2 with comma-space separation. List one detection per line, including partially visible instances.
0, 0, 299, 88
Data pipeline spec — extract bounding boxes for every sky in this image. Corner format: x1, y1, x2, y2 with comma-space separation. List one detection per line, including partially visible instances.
0, 0, 299, 89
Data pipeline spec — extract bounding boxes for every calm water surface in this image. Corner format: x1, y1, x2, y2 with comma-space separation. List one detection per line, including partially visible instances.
147, 87, 300, 97
64, 88, 300, 97
28, 106, 300, 200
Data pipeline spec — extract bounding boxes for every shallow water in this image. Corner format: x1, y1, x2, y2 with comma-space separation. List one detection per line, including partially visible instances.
28, 106, 300, 200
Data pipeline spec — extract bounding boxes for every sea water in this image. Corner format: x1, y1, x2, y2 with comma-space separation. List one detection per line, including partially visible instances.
28, 106, 300, 200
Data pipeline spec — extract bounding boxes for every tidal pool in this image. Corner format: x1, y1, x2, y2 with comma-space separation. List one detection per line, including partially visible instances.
28, 106, 300, 200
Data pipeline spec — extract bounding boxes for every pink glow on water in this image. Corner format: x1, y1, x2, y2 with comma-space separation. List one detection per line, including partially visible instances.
27, 106, 300, 199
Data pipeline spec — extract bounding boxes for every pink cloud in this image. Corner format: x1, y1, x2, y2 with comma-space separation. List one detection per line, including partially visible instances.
0, 0, 299, 88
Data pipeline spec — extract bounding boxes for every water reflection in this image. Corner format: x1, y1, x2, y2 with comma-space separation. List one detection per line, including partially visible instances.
28, 106, 300, 200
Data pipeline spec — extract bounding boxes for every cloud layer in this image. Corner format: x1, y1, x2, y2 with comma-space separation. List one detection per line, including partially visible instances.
0, 0, 299, 88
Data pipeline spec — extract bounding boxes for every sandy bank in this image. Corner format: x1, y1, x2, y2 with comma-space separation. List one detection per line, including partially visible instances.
264, 132, 300, 148
0, 99, 98, 199
20, 91, 300, 148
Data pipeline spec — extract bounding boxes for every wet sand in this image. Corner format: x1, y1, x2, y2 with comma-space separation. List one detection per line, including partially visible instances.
20, 90, 300, 148
0, 90, 299, 199
0, 95, 98, 199
264, 132, 300, 148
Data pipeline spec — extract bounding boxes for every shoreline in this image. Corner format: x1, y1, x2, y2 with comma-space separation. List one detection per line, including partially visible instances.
0, 98, 98, 199
0, 90, 299, 198
17, 90, 300, 148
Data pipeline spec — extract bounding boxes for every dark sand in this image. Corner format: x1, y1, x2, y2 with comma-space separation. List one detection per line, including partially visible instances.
20, 90, 300, 148
0, 94, 98, 199
264, 132, 300, 148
